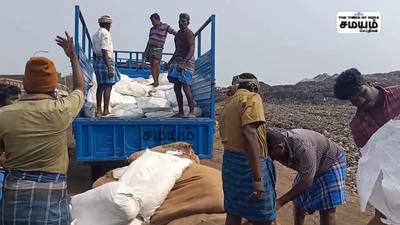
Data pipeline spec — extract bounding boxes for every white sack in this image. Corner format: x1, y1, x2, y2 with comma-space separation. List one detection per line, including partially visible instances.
129, 218, 144, 225
119, 150, 192, 222
111, 104, 144, 118
110, 91, 137, 108
155, 84, 174, 91
114, 80, 151, 97
70, 182, 141, 225
157, 73, 170, 86
165, 89, 188, 107
357, 119, 400, 224
137, 97, 171, 113
145, 110, 175, 118
83, 102, 96, 118
148, 89, 166, 98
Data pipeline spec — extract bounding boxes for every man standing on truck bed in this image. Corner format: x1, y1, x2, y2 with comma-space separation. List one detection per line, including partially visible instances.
334, 68, 400, 225
144, 13, 177, 87
92, 15, 120, 118
166, 13, 196, 118
0, 32, 85, 225
220, 73, 276, 225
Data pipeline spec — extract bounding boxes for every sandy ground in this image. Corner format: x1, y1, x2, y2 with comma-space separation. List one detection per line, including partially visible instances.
68, 142, 374, 225
201, 147, 374, 225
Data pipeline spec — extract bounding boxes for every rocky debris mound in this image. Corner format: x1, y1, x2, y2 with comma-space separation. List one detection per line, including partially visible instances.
217, 70, 400, 105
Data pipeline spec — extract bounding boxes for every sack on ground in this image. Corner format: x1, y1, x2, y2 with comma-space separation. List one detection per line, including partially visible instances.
71, 182, 141, 225
127, 142, 200, 164
150, 163, 225, 225
120, 150, 192, 222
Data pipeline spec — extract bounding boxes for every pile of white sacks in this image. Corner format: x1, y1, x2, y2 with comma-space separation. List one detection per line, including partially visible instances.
84, 73, 202, 118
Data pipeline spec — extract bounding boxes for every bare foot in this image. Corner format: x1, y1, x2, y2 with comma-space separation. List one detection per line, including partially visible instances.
149, 82, 159, 87
95, 109, 103, 118
172, 113, 184, 118
184, 113, 196, 118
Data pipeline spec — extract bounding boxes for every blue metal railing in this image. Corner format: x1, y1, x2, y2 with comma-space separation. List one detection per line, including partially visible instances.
192, 15, 216, 119
75, 5, 93, 62
114, 50, 173, 71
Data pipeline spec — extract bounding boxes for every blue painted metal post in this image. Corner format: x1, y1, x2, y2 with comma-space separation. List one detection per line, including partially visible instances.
129, 53, 132, 68
197, 32, 202, 58
136, 53, 139, 71
141, 53, 144, 72
74, 5, 80, 56
82, 26, 86, 55
211, 15, 216, 120
88, 43, 92, 61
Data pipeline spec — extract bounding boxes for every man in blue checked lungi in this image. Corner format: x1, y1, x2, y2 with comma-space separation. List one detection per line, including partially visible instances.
92, 15, 121, 118
267, 129, 347, 225
166, 13, 196, 118
219, 73, 276, 225
0, 32, 85, 225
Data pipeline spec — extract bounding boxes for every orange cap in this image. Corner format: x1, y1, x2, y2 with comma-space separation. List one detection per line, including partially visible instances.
23, 57, 58, 93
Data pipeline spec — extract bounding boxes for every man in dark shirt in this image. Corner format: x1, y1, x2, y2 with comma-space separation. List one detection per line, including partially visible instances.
334, 68, 400, 224
166, 13, 196, 118
267, 129, 347, 225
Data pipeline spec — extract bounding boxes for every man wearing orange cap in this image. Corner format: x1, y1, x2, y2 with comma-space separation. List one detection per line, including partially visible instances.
0, 32, 85, 225
92, 15, 120, 118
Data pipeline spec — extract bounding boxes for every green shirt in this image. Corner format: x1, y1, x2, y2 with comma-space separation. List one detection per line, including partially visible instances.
0, 90, 84, 174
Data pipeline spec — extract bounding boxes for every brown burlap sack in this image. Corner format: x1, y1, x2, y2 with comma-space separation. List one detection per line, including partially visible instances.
127, 142, 200, 164
367, 215, 388, 225
93, 142, 200, 189
92, 170, 118, 189
150, 163, 225, 225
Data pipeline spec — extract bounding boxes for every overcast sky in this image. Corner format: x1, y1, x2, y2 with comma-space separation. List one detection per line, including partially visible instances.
1, 0, 399, 86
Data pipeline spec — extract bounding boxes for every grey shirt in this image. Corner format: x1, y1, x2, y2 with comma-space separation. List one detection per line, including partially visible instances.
283, 129, 343, 178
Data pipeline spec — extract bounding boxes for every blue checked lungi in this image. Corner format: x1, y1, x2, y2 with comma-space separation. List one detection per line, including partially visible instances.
293, 151, 347, 214
0, 170, 69, 225
222, 150, 276, 222
93, 56, 121, 85
0, 170, 3, 200
167, 62, 193, 85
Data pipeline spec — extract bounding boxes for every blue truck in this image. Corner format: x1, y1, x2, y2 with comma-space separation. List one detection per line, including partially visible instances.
73, 6, 216, 166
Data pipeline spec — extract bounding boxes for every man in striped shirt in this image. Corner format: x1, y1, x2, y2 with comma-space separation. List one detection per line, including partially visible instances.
144, 13, 176, 87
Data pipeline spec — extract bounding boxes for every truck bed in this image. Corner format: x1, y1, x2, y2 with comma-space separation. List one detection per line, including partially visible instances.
73, 5, 216, 162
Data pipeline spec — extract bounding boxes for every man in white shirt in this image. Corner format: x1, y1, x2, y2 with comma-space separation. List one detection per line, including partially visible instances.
92, 15, 120, 118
